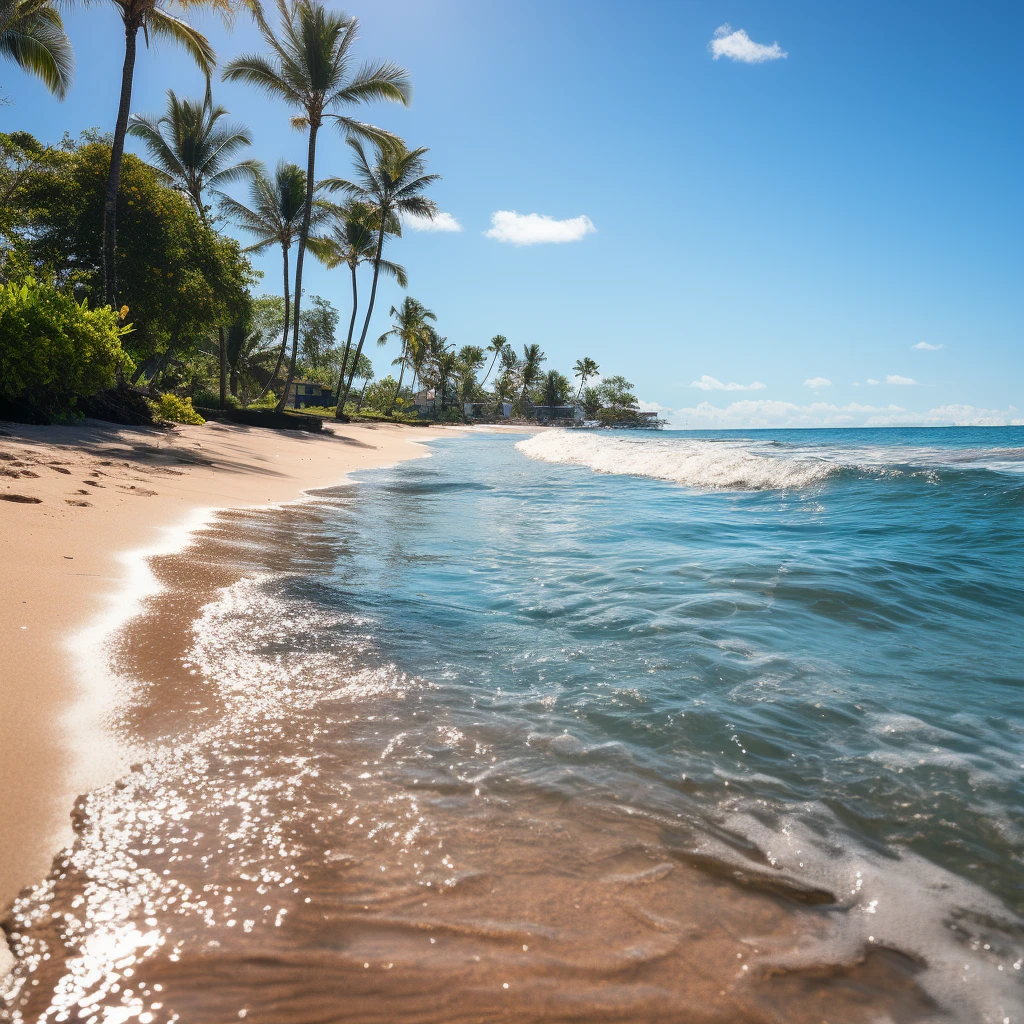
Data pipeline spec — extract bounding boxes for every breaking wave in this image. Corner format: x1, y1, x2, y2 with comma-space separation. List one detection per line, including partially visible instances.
515, 429, 1024, 491
516, 431, 838, 490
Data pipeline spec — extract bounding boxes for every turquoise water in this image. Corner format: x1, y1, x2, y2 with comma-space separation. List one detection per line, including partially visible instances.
338, 427, 1024, 910
6, 426, 1023, 1022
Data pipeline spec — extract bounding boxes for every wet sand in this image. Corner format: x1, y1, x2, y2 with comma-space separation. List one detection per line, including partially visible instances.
0, 416, 447, 962
2, 490, 941, 1022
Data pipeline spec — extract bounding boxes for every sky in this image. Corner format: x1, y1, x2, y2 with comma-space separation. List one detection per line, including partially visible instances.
4, 0, 1023, 427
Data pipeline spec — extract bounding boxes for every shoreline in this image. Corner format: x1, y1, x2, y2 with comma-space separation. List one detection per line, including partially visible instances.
0, 416, 448, 966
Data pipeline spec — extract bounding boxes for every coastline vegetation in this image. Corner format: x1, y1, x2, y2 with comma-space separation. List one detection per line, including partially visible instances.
0, 0, 651, 428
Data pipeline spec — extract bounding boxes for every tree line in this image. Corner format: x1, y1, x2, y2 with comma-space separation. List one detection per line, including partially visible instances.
1, 0, 644, 426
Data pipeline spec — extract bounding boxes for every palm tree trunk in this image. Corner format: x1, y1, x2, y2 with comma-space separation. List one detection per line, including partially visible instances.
103, 19, 139, 307
481, 350, 500, 389
338, 216, 386, 410
388, 342, 407, 416
218, 326, 227, 409
356, 376, 369, 411
255, 244, 290, 403
333, 263, 359, 417
276, 123, 318, 414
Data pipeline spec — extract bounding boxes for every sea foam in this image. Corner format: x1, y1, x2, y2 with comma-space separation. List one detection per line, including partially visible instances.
516, 430, 836, 491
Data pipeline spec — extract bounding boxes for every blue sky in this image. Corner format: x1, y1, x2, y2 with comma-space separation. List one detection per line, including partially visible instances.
4, 0, 1023, 426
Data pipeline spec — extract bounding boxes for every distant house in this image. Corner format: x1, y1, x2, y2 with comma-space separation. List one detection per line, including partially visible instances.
529, 404, 583, 423
285, 380, 334, 409
464, 400, 512, 420
412, 387, 436, 415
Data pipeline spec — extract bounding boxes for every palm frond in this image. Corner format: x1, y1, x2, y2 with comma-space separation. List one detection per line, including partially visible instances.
145, 5, 215, 74
0, 0, 73, 98
334, 58, 410, 105
222, 51, 297, 103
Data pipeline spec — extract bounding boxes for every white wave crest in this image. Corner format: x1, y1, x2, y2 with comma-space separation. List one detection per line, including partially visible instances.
515, 431, 835, 491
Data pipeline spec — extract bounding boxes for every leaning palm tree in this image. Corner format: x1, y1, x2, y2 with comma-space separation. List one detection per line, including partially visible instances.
0, 0, 73, 98
100, 0, 241, 306
376, 296, 435, 414
480, 334, 507, 389
307, 201, 406, 414
218, 161, 313, 401
573, 356, 599, 401
224, 0, 411, 413
324, 137, 438, 411
128, 84, 258, 221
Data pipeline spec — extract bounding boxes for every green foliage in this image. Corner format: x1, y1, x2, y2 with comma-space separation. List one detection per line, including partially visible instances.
297, 294, 339, 386
3, 134, 255, 364
535, 369, 572, 408
582, 385, 602, 419
0, 276, 133, 417
149, 392, 205, 424
598, 375, 638, 410
363, 374, 399, 414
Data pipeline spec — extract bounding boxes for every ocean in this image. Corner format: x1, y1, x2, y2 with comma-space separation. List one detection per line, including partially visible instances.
3, 426, 1023, 1023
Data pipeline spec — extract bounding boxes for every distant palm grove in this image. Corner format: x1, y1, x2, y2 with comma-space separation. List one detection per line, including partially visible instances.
0, 0, 650, 428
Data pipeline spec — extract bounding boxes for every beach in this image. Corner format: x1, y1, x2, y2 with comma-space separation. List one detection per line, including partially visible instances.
0, 416, 447, 969
2, 424, 1022, 1023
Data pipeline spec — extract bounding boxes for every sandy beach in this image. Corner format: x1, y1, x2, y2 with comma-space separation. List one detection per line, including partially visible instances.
0, 416, 446, 957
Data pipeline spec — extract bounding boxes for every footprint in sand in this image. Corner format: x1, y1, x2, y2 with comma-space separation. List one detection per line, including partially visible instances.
1, 493, 42, 503
64, 499, 91, 507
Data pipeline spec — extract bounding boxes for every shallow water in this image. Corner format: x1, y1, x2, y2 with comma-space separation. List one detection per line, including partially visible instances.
3, 426, 1023, 1023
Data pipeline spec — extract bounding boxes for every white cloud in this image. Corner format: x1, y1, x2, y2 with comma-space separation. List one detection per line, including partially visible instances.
803, 377, 832, 388
484, 210, 596, 246
651, 400, 1024, 430
691, 375, 766, 392
709, 24, 787, 63
886, 374, 919, 385
911, 341, 943, 351
403, 211, 462, 233
866, 378, 880, 385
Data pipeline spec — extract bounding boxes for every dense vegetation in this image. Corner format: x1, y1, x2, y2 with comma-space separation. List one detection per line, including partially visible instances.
0, 0, 647, 426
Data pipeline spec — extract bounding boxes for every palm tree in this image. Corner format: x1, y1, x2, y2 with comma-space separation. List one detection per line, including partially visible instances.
224, 0, 411, 413
218, 161, 311, 401
518, 342, 546, 411
100, 0, 236, 307
128, 84, 258, 221
480, 334, 507, 389
0, 0, 73, 98
434, 348, 457, 413
573, 356, 599, 401
324, 137, 438, 411
455, 344, 485, 409
541, 369, 571, 416
225, 319, 282, 400
307, 202, 406, 415
376, 296, 434, 414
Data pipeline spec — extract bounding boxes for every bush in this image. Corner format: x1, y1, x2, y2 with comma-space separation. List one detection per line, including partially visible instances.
363, 375, 400, 413
0, 278, 134, 419
149, 393, 205, 425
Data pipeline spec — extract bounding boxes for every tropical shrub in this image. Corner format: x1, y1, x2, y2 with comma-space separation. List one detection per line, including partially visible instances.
363, 375, 400, 414
0, 277, 133, 417
148, 393, 205, 424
